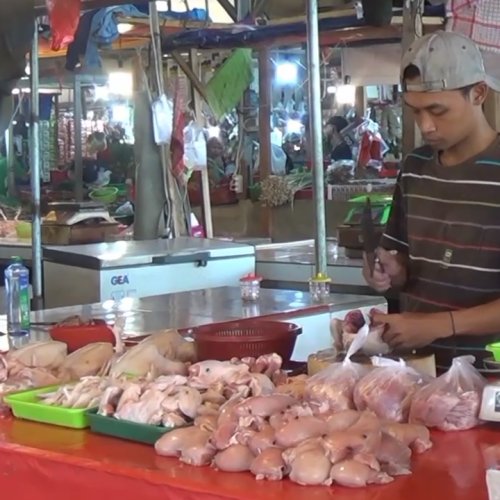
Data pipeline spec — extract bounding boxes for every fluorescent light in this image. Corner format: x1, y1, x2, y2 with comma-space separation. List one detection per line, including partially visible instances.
275, 61, 298, 86
108, 72, 133, 96
336, 84, 356, 105
156, 1, 168, 11
117, 23, 134, 34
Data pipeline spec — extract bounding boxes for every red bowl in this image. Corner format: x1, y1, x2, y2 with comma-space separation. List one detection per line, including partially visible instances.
49, 320, 115, 353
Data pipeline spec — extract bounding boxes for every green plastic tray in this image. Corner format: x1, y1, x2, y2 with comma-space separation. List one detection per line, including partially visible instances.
86, 409, 184, 445
4, 386, 91, 429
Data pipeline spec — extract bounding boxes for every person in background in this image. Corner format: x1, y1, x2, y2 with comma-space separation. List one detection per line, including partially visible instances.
206, 137, 227, 187
324, 115, 352, 162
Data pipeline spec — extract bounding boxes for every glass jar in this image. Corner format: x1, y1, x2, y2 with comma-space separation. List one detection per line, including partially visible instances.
309, 273, 332, 302
240, 274, 262, 301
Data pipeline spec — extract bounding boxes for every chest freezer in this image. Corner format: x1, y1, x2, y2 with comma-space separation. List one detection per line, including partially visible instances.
43, 237, 255, 308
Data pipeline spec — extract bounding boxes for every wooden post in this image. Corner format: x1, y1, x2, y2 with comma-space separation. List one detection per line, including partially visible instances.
401, 0, 424, 156
258, 47, 272, 237
189, 49, 214, 239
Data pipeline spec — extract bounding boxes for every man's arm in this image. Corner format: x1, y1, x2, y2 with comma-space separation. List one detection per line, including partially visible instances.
452, 299, 500, 336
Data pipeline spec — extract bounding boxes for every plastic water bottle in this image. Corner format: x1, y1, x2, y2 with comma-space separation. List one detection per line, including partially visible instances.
5, 257, 30, 341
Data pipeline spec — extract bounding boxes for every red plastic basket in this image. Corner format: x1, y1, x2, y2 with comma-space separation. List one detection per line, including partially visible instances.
49, 320, 115, 353
190, 320, 302, 362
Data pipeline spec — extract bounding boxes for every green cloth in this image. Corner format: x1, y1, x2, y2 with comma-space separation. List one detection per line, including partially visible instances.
0, 156, 27, 196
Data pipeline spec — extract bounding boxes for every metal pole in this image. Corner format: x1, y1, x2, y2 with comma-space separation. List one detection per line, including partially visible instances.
30, 20, 43, 310
306, 0, 327, 276
5, 116, 16, 198
74, 76, 83, 201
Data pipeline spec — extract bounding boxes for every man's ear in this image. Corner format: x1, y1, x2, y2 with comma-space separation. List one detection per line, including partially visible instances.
471, 82, 488, 106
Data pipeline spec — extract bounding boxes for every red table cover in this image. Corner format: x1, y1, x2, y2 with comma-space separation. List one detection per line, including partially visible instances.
0, 416, 494, 500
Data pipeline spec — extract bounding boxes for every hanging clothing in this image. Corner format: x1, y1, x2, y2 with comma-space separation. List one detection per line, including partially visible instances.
65, 10, 99, 71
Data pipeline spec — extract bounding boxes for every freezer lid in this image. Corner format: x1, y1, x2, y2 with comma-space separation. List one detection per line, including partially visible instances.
42, 237, 255, 269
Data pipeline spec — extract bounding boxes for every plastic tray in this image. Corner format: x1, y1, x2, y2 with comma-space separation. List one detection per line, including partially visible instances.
4, 386, 91, 429
86, 409, 181, 445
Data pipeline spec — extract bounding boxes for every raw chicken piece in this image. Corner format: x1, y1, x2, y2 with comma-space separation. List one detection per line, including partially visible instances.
248, 425, 278, 455
153, 375, 188, 392
275, 416, 328, 448
115, 388, 164, 424
6, 341, 67, 373
322, 428, 381, 465
249, 374, 275, 396
253, 353, 283, 377
330, 459, 393, 487
325, 410, 361, 432
0, 356, 8, 382
194, 414, 218, 432
250, 447, 288, 481
282, 438, 324, 466
354, 359, 428, 422
234, 395, 296, 420
332, 309, 390, 355
58, 342, 114, 381
196, 402, 221, 416
213, 444, 255, 472
289, 448, 332, 486
155, 427, 211, 457
275, 375, 307, 399
383, 422, 432, 454
231, 428, 257, 446
176, 386, 203, 419
202, 386, 226, 405
98, 386, 124, 416
116, 383, 143, 412
189, 360, 251, 389
180, 433, 216, 466
162, 412, 188, 427
175, 340, 197, 363
376, 432, 412, 476
409, 356, 486, 431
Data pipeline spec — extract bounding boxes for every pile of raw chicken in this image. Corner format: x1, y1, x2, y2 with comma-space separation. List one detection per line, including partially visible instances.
153, 353, 434, 487
1, 308, 489, 490
0, 326, 197, 414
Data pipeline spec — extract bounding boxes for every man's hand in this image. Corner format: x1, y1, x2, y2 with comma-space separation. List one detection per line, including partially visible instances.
371, 311, 453, 349
362, 248, 407, 293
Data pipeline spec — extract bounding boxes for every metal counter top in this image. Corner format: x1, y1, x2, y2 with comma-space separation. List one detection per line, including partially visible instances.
43, 237, 254, 270
256, 239, 362, 268
0, 287, 384, 351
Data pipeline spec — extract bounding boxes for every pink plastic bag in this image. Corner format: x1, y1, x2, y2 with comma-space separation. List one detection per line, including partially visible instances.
409, 355, 486, 431
305, 322, 370, 413
46, 0, 81, 51
354, 357, 430, 423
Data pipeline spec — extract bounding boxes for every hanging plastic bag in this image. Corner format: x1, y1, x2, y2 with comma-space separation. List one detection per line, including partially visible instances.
46, 0, 81, 51
409, 355, 486, 431
305, 322, 371, 413
354, 357, 430, 423
152, 94, 174, 146
183, 121, 207, 172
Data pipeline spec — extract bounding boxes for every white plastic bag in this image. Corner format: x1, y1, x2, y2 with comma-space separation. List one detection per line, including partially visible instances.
152, 94, 173, 145
354, 356, 430, 423
305, 323, 371, 413
183, 121, 207, 171
409, 355, 486, 431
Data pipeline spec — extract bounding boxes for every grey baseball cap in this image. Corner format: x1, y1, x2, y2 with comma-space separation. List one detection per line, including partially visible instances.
401, 30, 500, 92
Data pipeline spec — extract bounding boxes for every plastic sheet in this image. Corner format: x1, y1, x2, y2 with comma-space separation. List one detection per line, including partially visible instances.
0, 415, 492, 499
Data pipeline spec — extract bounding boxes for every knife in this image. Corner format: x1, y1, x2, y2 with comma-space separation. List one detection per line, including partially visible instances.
361, 197, 378, 277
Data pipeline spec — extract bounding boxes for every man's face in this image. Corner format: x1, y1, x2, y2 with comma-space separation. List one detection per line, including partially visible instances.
404, 83, 479, 151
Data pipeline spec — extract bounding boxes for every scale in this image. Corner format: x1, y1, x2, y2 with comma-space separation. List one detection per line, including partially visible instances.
337, 194, 393, 258
42, 201, 119, 245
